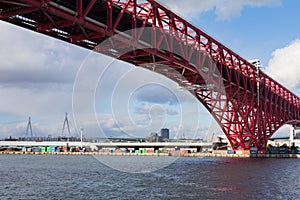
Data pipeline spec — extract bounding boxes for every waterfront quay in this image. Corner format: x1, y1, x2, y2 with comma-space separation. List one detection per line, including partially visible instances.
1, 140, 300, 158
0, 140, 212, 154
1, 150, 300, 158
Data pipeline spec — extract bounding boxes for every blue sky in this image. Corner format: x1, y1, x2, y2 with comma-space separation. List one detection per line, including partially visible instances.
191, 0, 300, 68
0, 0, 300, 140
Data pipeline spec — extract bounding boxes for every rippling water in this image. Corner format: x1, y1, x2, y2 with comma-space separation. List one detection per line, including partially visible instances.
0, 155, 299, 199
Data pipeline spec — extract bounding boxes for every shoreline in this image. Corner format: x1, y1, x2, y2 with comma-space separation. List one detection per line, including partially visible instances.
1, 151, 300, 158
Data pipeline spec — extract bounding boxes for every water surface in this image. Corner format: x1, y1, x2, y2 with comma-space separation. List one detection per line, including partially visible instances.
0, 155, 299, 199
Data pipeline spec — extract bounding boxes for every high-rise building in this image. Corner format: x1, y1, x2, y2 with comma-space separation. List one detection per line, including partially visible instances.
161, 128, 170, 140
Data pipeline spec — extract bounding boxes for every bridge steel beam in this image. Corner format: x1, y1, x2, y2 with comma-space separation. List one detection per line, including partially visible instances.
1, 0, 300, 152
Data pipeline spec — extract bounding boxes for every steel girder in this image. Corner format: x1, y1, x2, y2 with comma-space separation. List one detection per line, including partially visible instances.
1, 0, 300, 151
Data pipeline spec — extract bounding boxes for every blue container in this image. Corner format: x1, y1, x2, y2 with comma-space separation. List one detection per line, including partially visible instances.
250, 150, 258, 154
279, 148, 289, 154
50, 146, 56, 152
32, 147, 41, 152
270, 148, 279, 154
250, 147, 258, 154
227, 150, 235, 154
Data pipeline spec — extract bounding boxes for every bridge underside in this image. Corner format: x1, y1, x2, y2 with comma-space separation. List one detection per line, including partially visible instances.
1, 0, 300, 152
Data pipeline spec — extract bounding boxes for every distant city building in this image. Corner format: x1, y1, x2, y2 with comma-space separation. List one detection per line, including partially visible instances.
146, 132, 163, 142
161, 128, 170, 140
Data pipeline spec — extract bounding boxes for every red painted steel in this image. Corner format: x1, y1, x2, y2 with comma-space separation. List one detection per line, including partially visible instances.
1, 0, 300, 151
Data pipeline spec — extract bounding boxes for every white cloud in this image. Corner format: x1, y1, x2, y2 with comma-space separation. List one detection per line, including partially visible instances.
0, 22, 88, 137
265, 39, 300, 92
0, 22, 85, 85
157, 0, 281, 20
0, 85, 72, 117
264, 39, 300, 137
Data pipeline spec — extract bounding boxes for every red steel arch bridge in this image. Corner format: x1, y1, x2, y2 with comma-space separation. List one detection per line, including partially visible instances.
1, 0, 300, 152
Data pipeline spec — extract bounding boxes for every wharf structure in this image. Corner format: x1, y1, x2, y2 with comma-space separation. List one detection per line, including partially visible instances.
1, 122, 300, 155
1, 137, 300, 158
0, 138, 213, 153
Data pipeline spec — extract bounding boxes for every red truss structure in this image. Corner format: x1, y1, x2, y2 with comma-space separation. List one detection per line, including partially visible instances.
1, 0, 300, 152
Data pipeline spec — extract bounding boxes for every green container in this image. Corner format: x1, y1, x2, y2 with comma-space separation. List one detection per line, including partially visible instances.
46, 146, 51, 152
136, 150, 140, 153
155, 150, 159, 153
143, 150, 147, 153
41, 147, 46, 152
